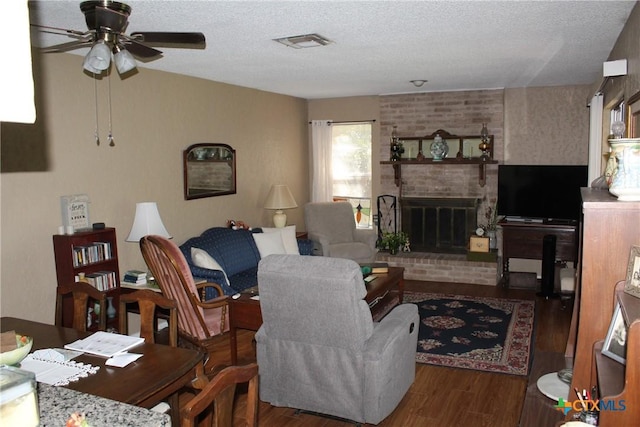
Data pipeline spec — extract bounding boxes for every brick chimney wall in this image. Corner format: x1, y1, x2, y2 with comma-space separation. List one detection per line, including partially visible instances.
379, 89, 504, 227
377, 90, 505, 285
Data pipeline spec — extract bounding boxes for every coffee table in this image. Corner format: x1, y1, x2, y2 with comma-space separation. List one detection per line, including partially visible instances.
228, 266, 404, 364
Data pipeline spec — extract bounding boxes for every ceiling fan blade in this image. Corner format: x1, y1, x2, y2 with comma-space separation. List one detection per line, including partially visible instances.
120, 38, 163, 59
130, 32, 206, 49
41, 39, 94, 53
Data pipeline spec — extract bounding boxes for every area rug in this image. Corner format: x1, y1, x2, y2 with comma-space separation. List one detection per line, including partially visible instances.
403, 292, 535, 376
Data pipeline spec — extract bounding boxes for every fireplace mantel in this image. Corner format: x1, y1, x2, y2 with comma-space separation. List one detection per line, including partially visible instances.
381, 158, 498, 188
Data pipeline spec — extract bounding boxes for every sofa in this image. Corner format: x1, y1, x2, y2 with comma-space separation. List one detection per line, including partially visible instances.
179, 226, 313, 298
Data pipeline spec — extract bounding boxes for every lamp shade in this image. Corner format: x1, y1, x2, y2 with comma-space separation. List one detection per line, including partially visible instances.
114, 47, 136, 74
83, 41, 112, 72
264, 185, 298, 210
264, 185, 297, 228
126, 202, 172, 242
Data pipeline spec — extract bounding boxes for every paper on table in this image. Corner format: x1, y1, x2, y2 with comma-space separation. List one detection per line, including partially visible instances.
105, 352, 143, 367
64, 331, 144, 358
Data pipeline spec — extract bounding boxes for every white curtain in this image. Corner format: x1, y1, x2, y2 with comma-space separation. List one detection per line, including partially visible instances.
587, 94, 604, 186
310, 120, 333, 202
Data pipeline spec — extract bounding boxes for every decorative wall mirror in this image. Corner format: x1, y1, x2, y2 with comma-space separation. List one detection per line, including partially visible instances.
183, 143, 236, 200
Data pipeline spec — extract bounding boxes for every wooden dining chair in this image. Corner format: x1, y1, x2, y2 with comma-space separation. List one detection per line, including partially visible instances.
180, 362, 259, 427
55, 281, 107, 331
119, 289, 178, 346
140, 235, 230, 374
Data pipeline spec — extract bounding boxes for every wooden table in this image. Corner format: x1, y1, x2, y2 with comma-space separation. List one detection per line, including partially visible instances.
1, 317, 205, 426
499, 219, 578, 286
228, 266, 404, 364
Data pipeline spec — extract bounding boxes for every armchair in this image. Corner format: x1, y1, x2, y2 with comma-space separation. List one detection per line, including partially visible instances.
304, 201, 378, 263
256, 254, 418, 425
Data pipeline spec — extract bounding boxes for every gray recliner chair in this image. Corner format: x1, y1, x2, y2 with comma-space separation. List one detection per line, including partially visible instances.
256, 254, 419, 425
304, 201, 378, 263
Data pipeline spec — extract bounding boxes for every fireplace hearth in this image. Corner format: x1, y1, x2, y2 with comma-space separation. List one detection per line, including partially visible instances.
401, 197, 479, 254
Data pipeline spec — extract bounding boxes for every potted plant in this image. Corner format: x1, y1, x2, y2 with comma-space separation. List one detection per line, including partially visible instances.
378, 231, 408, 255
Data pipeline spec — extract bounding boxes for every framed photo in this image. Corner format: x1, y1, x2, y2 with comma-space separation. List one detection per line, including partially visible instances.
624, 245, 640, 298
602, 302, 627, 365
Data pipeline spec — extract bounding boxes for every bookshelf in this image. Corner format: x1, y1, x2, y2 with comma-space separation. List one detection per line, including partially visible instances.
53, 227, 121, 331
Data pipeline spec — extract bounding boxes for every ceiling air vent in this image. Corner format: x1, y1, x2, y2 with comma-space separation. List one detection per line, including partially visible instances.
273, 33, 333, 49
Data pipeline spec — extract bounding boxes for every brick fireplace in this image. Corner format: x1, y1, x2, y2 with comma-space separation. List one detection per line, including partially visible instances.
377, 90, 504, 285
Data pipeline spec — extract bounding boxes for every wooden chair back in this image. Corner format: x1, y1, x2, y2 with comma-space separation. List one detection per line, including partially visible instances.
180, 363, 259, 427
139, 235, 229, 373
119, 289, 178, 346
55, 281, 107, 331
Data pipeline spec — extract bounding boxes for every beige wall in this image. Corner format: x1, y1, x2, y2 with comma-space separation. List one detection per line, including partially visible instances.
504, 85, 592, 165
1, 53, 308, 323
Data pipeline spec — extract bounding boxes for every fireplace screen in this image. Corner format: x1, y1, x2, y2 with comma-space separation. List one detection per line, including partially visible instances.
401, 198, 478, 254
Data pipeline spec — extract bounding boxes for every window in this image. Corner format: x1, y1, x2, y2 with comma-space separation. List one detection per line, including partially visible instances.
331, 123, 372, 228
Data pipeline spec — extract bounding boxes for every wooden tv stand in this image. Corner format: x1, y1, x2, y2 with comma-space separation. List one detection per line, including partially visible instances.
500, 219, 578, 286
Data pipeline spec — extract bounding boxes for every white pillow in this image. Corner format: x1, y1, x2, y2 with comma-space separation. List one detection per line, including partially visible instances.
253, 231, 287, 258
190, 247, 230, 288
261, 225, 299, 255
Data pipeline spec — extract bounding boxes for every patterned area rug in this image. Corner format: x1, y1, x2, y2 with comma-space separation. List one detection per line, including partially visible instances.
404, 292, 535, 375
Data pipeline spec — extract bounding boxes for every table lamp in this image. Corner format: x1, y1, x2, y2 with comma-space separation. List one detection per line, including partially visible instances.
264, 185, 297, 228
126, 202, 172, 242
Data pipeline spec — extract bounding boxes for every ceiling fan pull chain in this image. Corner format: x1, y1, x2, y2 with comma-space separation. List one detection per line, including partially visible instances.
107, 72, 115, 147
93, 75, 100, 146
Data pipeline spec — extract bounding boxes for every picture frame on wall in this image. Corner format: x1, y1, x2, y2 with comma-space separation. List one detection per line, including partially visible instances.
602, 302, 627, 365
623, 245, 640, 299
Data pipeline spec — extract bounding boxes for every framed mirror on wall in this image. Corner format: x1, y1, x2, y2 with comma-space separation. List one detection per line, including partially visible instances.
183, 143, 236, 200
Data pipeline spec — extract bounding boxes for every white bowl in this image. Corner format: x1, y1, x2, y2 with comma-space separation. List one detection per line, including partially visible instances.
0, 335, 33, 366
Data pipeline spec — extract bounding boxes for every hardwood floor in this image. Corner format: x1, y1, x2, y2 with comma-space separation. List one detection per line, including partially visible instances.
184, 280, 573, 427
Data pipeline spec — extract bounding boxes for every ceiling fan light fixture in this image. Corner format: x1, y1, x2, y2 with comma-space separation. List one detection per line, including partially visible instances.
273, 33, 333, 49
114, 46, 136, 74
84, 40, 112, 71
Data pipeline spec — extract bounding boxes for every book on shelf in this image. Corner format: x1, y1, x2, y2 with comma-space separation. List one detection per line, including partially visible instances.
360, 262, 389, 274
83, 271, 117, 291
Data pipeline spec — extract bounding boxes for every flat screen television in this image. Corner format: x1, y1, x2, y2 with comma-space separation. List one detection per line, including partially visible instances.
497, 165, 588, 222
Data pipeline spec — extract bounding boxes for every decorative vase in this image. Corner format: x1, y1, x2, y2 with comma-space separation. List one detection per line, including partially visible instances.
607, 138, 640, 201
487, 230, 497, 250
430, 134, 448, 161
106, 297, 116, 319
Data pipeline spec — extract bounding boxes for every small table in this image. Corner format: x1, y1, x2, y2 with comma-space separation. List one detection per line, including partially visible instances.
228, 266, 404, 364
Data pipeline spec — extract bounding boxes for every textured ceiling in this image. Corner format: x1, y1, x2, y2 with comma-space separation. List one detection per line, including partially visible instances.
27, 0, 636, 99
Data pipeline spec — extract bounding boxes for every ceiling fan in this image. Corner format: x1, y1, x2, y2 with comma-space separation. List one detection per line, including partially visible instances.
32, 0, 206, 76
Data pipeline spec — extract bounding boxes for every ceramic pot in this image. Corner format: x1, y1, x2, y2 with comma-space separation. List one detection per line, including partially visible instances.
607, 138, 640, 201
